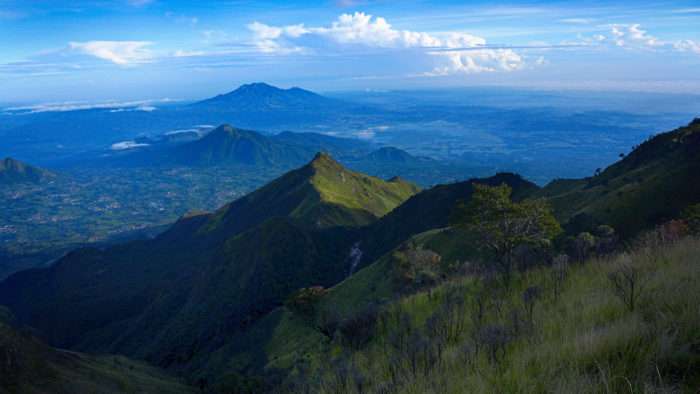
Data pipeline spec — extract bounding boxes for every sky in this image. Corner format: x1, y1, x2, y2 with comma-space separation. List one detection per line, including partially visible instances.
1, 0, 700, 103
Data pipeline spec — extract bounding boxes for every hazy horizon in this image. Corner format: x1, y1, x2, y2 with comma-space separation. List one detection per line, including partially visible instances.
2, 0, 700, 102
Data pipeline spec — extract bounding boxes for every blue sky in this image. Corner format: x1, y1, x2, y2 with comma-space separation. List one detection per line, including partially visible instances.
1, 0, 699, 103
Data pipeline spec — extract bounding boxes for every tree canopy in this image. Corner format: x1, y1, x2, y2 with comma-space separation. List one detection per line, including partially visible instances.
451, 184, 561, 283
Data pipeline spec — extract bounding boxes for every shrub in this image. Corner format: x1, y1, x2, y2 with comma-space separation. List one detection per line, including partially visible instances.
285, 286, 328, 318
391, 244, 442, 291
608, 259, 647, 312
570, 232, 596, 262
339, 306, 379, 349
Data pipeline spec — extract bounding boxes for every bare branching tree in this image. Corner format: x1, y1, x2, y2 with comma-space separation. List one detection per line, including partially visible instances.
608, 260, 647, 312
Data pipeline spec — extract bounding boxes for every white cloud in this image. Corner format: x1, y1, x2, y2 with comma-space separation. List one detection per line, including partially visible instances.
69, 41, 153, 65
571, 24, 699, 57
109, 105, 156, 112
173, 49, 206, 57
247, 12, 529, 75
560, 18, 592, 24
111, 141, 150, 150
247, 22, 307, 54
625, 24, 661, 47
428, 49, 524, 75
674, 40, 700, 55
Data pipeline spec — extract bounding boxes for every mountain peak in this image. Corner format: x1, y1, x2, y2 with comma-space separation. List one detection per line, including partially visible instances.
210, 82, 318, 101
2, 157, 23, 169
0, 157, 54, 184
210, 123, 239, 136
193, 82, 340, 111
235, 82, 282, 93
308, 151, 340, 169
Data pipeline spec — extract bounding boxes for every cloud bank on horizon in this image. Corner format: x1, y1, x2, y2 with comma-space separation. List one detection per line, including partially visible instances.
1, 0, 699, 102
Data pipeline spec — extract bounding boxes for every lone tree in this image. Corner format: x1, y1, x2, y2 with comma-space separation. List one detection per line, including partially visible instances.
451, 184, 561, 285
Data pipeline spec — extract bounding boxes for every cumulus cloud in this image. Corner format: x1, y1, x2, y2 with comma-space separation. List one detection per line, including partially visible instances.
69, 41, 154, 65
674, 40, 700, 55
570, 24, 699, 56
428, 49, 524, 75
247, 12, 530, 75
247, 21, 308, 54
613, 24, 661, 47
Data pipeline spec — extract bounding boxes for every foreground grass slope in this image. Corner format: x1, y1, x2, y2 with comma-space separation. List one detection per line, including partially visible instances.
284, 232, 700, 393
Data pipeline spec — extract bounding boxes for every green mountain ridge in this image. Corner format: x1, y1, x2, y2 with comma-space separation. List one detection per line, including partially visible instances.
538, 118, 700, 237
0, 157, 54, 185
172, 125, 308, 167
0, 152, 420, 387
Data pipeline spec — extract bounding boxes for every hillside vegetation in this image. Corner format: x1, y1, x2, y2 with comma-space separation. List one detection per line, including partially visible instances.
277, 229, 700, 393
539, 118, 700, 238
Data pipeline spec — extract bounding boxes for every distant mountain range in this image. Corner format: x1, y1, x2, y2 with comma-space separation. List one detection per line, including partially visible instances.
105, 123, 461, 185
0, 158, 54, 185
0, 83, 379, 165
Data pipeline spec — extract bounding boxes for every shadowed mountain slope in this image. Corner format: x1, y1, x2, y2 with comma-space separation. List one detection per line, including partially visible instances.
538, 118, 700, 237
0, 153, 418, 383
0, 308, 193, 394
359, 172, 540, 266
0, 158, 54, 184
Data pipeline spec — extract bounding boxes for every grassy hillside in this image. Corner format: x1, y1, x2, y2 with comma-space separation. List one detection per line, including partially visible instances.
276, 231, 700, 393
539, 118, 700, 238
210, 151, 419, 231
0, 308, 193, 394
